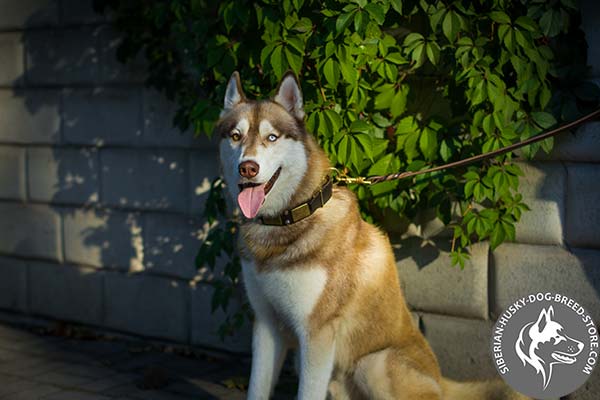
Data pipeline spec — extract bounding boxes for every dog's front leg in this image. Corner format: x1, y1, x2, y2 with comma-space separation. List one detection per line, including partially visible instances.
247, 317, 287, 400
297, 328, 335, 400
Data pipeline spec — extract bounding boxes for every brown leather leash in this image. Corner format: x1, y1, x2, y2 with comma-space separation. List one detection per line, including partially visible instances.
333, 107, 600, 185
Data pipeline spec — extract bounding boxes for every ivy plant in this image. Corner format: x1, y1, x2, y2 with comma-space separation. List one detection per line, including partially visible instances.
96, 0, 598, 338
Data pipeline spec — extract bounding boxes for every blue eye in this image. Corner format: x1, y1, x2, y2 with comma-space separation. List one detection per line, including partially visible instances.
267, 134, 278, 142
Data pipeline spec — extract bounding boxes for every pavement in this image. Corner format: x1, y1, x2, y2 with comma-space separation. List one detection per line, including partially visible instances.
0, 320, 295, 400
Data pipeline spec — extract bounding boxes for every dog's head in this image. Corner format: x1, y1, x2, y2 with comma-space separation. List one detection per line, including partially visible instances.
515, 306, 584, 388
215, 71, 323, 219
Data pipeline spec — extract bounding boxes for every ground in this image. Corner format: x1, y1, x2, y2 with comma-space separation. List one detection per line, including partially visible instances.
0, 320, 296, 400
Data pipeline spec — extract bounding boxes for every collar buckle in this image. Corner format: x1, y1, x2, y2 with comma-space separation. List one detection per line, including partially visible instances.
258, 175, 333, 226
290, 203, 311, 221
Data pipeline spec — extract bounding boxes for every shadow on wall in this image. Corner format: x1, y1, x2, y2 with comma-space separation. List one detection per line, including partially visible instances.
0, 1, 251, 352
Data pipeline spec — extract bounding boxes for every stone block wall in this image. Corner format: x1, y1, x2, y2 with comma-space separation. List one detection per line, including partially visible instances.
0, 0, 249, 354
0, 1, 598, 399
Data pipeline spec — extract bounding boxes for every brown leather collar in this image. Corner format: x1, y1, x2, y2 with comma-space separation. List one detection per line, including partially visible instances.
258, 176, 333, 226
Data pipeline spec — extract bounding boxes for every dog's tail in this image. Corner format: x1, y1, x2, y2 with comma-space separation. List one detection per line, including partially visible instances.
442, 377, 530, 400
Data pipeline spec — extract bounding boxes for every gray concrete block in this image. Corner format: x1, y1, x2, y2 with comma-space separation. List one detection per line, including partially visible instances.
536, 122, 600, 162
0, 256, 28, 312
63, 88, 142, 146
142, 89, 199, 148
189, 150, 221, 215
29, 261, 103, 326
421, 313, 497, 381
514, 162, 566, 245
60, 0, 106, 25
491, 243, 600, 324
582, 0, 600, 78
568, 371, 600, 400
101, 149, 187, 212
28, 147, 99, 205
63, 207, 143, 271
104, 272, 188, 342
566, 163, 600, 248
0, 0, 58, 29
24, 27, 99, 85
96, 25, 146, 84
0, 202, 61, 261
143, 213, 204, 279
394, 237, 489, 319
0, 33, 24, 86
190, 282, 251, 352
0, 146, 25, 200
0, 89, 60, 144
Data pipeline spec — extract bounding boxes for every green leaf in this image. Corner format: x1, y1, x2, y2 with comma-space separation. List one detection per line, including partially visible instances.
337, 135, 350, 164
350, 119, 371, 134
426, 42, 441, 65
390, 0, 402, 14
374, 85, 395, 109
260, 43, 275, 67
419, 127, 437, 161
539, 9, 562, 37
531, 112, 557, 129
323, 58, 339, 88
515, 16, 537, 32
442, 10, 460, 42
411, 43, 426, 67
490, 11, 511, 24
286, 37, 305, 54
440, 140, 452, 162
390, 85, 409, 117
336, 10, 356, 34
364, 3, 385, 25
430, 8, 446, 31
489, 223, 505, 250
285, 48, 302, 74
354, 10, 367, 32
324, 109, 343, 132
403, 32, 424, 47
482, 114, 494, 135
355, 133, 374, 161
386, 52, 407, 64
472, 80, 487, 105
270, 45, 286, 77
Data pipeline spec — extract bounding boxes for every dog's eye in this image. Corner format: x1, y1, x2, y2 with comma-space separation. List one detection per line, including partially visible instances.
231, 130, 241, 141
267, 134, 278, 142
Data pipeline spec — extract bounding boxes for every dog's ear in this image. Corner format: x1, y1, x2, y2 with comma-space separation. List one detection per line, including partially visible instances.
223, 71, 246, 111
535, 307, 551, 333
274, 71, 305, 120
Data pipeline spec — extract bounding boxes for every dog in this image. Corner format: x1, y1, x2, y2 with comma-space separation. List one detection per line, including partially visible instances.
515, 306, 584, 390
216, 71, 529, 400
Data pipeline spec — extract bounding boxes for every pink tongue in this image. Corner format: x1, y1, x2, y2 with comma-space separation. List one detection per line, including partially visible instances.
237, 184, 266, 219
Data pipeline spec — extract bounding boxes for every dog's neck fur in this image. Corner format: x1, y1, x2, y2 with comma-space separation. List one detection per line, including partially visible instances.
287, 133, 331, 209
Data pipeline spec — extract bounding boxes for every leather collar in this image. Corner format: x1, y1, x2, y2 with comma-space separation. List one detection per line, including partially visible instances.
258, 176, 333, 226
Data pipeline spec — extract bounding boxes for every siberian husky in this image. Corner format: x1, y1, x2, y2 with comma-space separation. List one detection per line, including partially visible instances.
216, 71, 528, 400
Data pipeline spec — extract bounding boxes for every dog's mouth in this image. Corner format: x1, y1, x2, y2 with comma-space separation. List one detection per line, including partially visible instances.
552, 351, 578, 364
237, 167, 281, 219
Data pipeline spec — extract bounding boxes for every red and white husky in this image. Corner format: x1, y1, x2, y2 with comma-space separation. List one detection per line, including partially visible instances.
216, 71, 528, 400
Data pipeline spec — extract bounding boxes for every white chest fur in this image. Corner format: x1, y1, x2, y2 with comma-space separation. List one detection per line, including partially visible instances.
242, 260, 327, 335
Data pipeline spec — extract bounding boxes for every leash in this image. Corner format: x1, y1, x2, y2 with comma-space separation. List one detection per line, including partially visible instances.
332, 107, 600, 185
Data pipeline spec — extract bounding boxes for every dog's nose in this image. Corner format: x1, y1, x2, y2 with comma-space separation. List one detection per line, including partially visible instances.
239, 160, 260, 178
